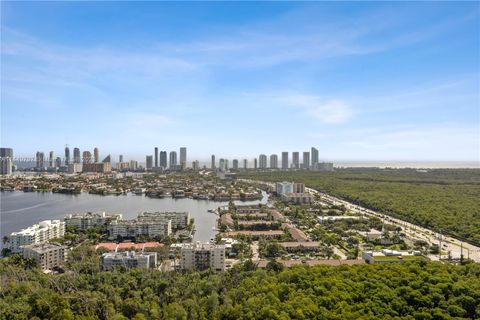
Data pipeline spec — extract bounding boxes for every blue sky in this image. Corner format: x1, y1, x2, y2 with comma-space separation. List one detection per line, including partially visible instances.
1, 2, 479, 162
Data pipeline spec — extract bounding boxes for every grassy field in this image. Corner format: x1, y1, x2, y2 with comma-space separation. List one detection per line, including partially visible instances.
239, 168, 480, 245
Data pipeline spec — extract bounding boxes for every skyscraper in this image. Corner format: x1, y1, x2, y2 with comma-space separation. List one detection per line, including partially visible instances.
232, 159, 239, 170
243, 159, 248, 169
259, 154, 267, 169
154, 147, 158, 168
281, 152, 289, 170
146, 155, 153, 170
55, 157, 62, 168
311, 147, 319, 168
211, 155, 216, 170
169, 151, 177, 168
292, 152, 300, 169
94, 147, 99, 163
0, 148, 13, 176
49, 151, 55, 167
270, 154, 278, 169
303, 151, 310, 169
180, 147, 187, 168
83, 151, 92, 164
119, 155, 124, 163
36, 152, 45, 169
219, 158, 225, 171
64, 147, 70, 166
254, 158, 258, 169
0, 148, 13, 158
73, 148, 81, 164
0, 157, 13, 176
160, 151, 167, 168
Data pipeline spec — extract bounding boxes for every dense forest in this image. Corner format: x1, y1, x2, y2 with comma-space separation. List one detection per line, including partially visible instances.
1, 248, 479, 320
239, 169, 480, 244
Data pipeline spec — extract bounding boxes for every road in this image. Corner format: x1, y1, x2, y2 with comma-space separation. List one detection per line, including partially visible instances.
306, 187, 480, 263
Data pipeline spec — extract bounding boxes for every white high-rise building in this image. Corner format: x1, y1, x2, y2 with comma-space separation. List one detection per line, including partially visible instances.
311, 147, 319, 168
180, 242, 225, 271
270, 154, 278, 169
0, 157, 13, 176
6, 220, 65, 253
64, 212, 123, 230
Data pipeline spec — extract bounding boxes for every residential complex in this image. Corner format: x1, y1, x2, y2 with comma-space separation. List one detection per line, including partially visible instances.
23, 242, 68, 270
6, 220, 65, 253
180, 242, 225, 271
102, 251, 157, 270
64, 211, 123, 230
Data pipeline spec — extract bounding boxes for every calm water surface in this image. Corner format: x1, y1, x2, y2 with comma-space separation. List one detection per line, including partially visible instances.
0, 191, 267, 242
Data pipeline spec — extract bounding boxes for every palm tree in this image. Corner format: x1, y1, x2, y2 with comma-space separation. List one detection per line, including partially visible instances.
2, 236, 9, 245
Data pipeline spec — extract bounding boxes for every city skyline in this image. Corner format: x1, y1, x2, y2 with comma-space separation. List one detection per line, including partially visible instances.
1, 2, 479, 162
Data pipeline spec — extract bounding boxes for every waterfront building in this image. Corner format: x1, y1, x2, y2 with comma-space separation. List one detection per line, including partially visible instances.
64, 212, 123, 230
102, 251, 157, 270
138, 212, 190, 230
0, 157, 13, 176
49, 151, 55, 167
108, 219, 172, 240
6, 220, 65, 253
154, 147, 159, 168
82, 151, 92, 164
311, 147, 319, 168
276, 181, 294, 195
146, 155, 153, 170
259, 154, 267, 169
180, 147, 187, 168
73, 148, 81, 163
211, 154, 216, 170
270, 154, 278, 169
65, 146, 70, 166
180, 242, 225, 271
292, 152, 300, 169
281, 152, 289, 170
94, 147, 99, 163
169, 151, 177, 168
303, 151, 310, 169
232, 159, 239, 170
160, 151, 167, 168
23, 243, 68, 271
36, 151, 45, 170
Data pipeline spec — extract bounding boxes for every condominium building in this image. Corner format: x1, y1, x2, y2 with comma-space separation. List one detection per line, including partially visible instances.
82, 162, 111, 173
281, 152, 289, 170
138, 212, 190, 230
292, 152, 300, 169
108, 219, 172, 240
169, 151, 177, 168
0, 156, 13, 176
180, 242, 225, 271
23, 243, 68, 271
270, 154, 278, 169
102, 251, 157, 270
180, 147, 187, 168
6, 220, 65, 253
258, 154, 267, 169
281, 193, 314, 205
232, 159, 239, 170
64, 211, 123, 230
303, 151, 310, 169
146, 155, 153, 170
293, 183, 305, 193
211, 154, 216, 170
276, 181, 294, 195
160, 151, 167, 168
68, 163, 83, 174
311, 147, 319, 168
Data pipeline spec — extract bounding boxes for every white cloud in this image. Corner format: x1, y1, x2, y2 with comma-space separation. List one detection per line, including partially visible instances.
280, 94, 354, 124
